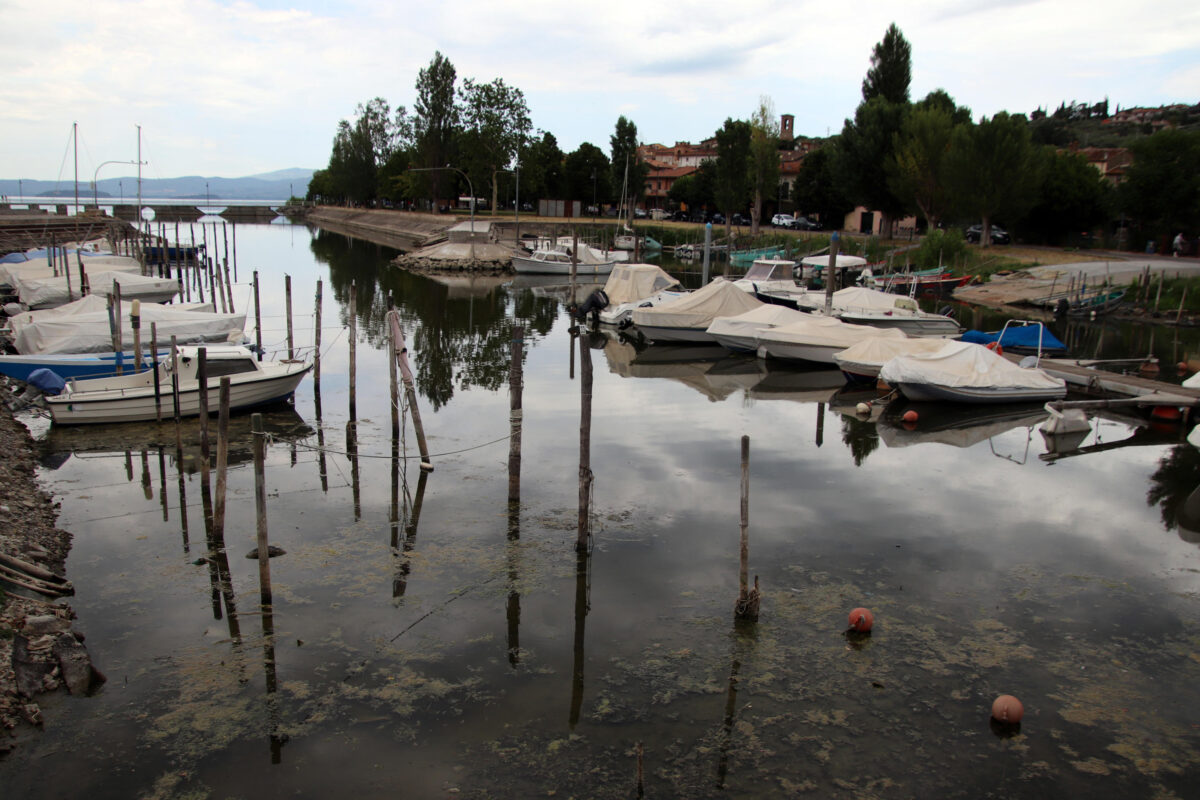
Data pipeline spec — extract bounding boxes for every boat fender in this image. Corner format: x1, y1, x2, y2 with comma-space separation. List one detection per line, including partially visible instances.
986, 341, 1003, 355
26, 368, 66, 396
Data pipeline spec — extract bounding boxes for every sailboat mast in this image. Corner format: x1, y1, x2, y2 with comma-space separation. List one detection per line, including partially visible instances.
136, 124, 143, 234
73, 121, 79, 217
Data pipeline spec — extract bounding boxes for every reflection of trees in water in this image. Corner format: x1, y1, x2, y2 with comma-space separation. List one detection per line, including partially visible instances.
1146, 443, 1200, 535
310, 229, 559, 410
840, 414, 880, 466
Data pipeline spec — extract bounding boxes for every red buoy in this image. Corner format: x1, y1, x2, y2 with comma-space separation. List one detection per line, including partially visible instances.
991, 694, 1024, 724
902, 410, 918, 423
986, 341, 1004, 355
1151, 405, 1182, 421
847, 607, 874, 633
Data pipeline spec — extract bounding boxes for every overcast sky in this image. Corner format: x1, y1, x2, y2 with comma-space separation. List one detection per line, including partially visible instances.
4, 0, 1198, 184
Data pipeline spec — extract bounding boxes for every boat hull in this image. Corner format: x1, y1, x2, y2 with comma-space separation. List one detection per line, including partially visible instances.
0, 349, 171, 382
46, 363, 312, 424
756, 340, 841, 365
894, 381, 1067, 404
633, 324, 718, 344
838, 314, 962, 338
511, 254, 615, 275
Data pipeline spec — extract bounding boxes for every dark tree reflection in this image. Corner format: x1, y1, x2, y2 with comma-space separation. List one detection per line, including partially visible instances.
309, 228, 559, 410
840, 414, 880, 466
1147, 442, 1200, 540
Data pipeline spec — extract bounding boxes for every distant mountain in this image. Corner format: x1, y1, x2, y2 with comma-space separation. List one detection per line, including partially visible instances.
0, 170, 315, 201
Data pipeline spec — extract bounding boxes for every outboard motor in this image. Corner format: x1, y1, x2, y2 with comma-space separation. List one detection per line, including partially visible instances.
573, 289, 609, 325
1053, 298, 1070, 318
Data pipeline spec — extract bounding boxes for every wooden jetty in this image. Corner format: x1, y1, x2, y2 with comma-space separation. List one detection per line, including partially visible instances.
1035, 356, 1200, 409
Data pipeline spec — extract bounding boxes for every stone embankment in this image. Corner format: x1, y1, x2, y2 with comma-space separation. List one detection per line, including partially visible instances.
0, 383, 104, 752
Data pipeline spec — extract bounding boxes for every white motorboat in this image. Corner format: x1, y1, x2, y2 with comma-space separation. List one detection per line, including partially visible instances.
596, 263, 685, 327
707, 304, 810, 354
878, 340, 1067, 404
15, 270, 180, 309
826, 287, 962, 338
755, 314, 907, 365
733, 259, 819, 311
832, 337, 958, 383
630, 278, 762, 344
43, 345, 312, 425
511, 246, 616, 275
6, 294, 245, 355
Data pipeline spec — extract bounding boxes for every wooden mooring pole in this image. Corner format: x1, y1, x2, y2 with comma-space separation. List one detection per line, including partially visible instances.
251, 412, 274, 605
734, 434, 760, 621
252, 270, 263, 358
284, 274, 294, 359
576, 330, 593, 553
349, 280, 357, 424
387, 310, 432, 472
508, 326, 524, 504
313, 279, 323, 389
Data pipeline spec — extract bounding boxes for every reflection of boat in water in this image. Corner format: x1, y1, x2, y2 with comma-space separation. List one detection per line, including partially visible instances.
746, 365, 845, 404
508, 273, 605, 304
876, 401, 1049, 450
38, 407, 314, 472
601, 331, 764, 401
424, 273, 512, 299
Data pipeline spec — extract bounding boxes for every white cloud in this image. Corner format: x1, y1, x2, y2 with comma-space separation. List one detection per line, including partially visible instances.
2, 0, 1197, 179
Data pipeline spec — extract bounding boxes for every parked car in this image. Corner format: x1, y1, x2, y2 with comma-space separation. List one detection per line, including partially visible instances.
771, 213, 796, 228
965, 224, 1010, 244
731, 213, 750, 226
789, 216, 821, 231
670, 210, 690, 222
633, 208, 647, 219
711, 212, 726, 225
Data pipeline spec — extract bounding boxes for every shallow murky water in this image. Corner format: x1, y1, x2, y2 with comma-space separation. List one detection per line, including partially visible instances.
3, 223, 1200, 798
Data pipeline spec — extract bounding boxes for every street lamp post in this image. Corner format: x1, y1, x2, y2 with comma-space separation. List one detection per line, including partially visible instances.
409, 166, 475, 262
93, 160, 143, 207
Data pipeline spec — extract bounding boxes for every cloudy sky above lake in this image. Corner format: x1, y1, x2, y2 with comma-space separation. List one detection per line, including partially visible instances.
4, 0, 1198, 183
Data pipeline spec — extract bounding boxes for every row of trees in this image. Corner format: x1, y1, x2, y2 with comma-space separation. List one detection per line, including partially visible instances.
310, 39, 1198, 250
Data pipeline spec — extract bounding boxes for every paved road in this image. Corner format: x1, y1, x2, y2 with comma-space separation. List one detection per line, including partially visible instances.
1024, 254, 1200, 281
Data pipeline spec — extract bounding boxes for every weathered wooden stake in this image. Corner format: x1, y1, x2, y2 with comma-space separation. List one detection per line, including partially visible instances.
213, 377, 231, 563
284, 274, 294, 359
734, 434, 760, 621
576, 330, 593, 553
252, 270, 263, 358
151, 322, 161, 423
824, 232, 840, 314
313, 279, 323, 385
349, 280, 357, 423
130, 299, 142, 374
252, 413, 273, 604
508, 326, 524, 503
388, 310, 432, 471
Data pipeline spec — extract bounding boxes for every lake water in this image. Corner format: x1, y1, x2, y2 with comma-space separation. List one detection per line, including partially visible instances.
3, 223, 1200, 798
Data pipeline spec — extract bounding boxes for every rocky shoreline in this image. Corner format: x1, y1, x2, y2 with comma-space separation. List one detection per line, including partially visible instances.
0, 380, 103, 754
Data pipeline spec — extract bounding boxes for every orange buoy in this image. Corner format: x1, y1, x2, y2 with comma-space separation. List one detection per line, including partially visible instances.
847, 607, 874, 633
986, 341, 1003, 355
991, 694, 1024, 724
1177, 362, 1188, 374
1151, 405, 1182, 421
902, 409, 918, 424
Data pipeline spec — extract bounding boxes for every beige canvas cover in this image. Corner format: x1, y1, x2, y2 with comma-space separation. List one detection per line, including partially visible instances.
878, 341, 1066, 391
832, 337, 951, 374
706, 304, 808, 339
759, 314, 907, 349
831, 286, 919, 313
17, 270, 180, 309
11, 296, 243, 354
631, 278, 762, 330
601, 263, 680, 306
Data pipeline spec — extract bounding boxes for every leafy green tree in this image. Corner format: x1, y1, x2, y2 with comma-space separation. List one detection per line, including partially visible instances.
517, 131, 566, 202
1021, 148, 1113, 245
944, 112, 1043, 247
610, 116, 648, 209
1119, 129, 1200, 244
748, 97, 780, 235
564, 143, 611, 206
714, 118, 751, 237
792, 146, 852, 227
837, 96, 909, 236
887, 104, 957, 231
862, 22, 912, 105
915, 89, 971, 126
459, 77, 532, 214
414, 51, 459, 207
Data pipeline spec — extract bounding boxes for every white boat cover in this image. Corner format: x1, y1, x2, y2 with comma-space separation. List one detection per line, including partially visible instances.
17, 270, 179, 309
758, 314, 908, 349
832, 337, 953, 374
601, 263, 680, 306
10, 295, 243, 354
831, 286, 919, 313
1, 256, 141, 288
706, 304, 809, 339
631, 278, 762, 330
878, 341, 1066, 392
800, 254, 869, 270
